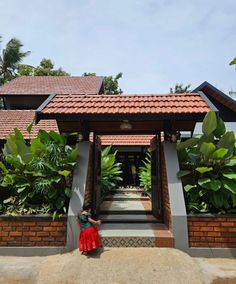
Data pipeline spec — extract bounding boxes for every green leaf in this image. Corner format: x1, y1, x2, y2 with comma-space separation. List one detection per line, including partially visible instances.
213, 118, 226, 138
195, 167, 213, 174
176, 137, 199, 151
198, 178, 221, 191
222, 171, 236, 180
17, 187, 26, 193
229, 57, 236, 65
64, 187, 71, 197
218, 131, 235, 152
49, 131, 66, 146
200, 142, 216, 156
211, 148, 228, 159
3, 197, 14, 204
58, 170, 71, 177
223, 178, 236, 194
225, 159, 236, 167
177, 170, 191, 178
202, 111, 217, 136
0, 161, 8, 173
55, 196, 65, 209
30, 137, 46, 156
26, 119, 35, 134
1, 174, 15, 187
184, 184, 197, 192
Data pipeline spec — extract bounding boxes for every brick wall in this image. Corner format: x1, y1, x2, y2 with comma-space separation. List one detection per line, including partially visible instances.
188, 215, 236, 248
0, 216, 67, 247
161, 145, 172, 230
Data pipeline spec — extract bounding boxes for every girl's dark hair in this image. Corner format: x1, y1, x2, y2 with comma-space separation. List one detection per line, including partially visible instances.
83, 203, 92, 211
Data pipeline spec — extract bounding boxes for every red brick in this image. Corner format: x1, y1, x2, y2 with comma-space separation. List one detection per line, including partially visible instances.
200, 227, 214, 232
42, 237, 55, 242
207, 222, 220, 226
50, 231, 64, 237
43, 227, 57, 232
23, 232, 36, 237
50, 222, 64, 227
2, 237, 14, 241
0, 232, 9, 237
30, 226, 43, 231
228, 228, 236, 232
9, 232, 22, 237
0, 222, 8, 226
36, 232, 50, 237
57, 227, 66, 232
214, 227, 226, 232
221, 222, 234, 227
37, 222, 50, 226
215, 238, 228, 243
193, 222, 207, 227
2, 227, 11, 231
23, 222, 36, 226
207, 232, 221, 237
193, 232, 204, 237
29, 237, 41, 241
0, 242, 7, 246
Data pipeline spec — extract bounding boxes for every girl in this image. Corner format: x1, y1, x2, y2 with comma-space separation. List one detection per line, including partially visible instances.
79, 203, 102, 255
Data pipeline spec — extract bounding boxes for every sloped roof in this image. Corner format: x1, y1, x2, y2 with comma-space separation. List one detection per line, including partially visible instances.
39, 93, 210, 115
0, 110, 58, 140
193, 81, 236, 113
0, 76, 104, 96
100, 135, 153, 146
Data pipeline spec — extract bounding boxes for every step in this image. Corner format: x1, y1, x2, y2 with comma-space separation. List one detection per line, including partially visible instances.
114, 188, 144, 194
100, 200, 148, 212
100, 223, 174, 248
104, 193, 150, 201
100, 214, 158, 223
100, 210, 153, 215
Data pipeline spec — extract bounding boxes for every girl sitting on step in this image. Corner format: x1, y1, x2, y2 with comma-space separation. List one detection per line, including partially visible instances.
78, 203, 102, 255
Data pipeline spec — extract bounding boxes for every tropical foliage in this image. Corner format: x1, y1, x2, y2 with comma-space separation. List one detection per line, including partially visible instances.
139, 151, 151, 192
170, 83, 191, 93
0, 36, 30, 84
83, 72, 123, 94
101, 145, 123, 196
177, 111, 236, 214
0, 128, 78, 217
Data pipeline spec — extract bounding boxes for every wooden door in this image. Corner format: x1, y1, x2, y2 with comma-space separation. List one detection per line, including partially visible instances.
93, 135, 102, 217
150, 134, 162, 219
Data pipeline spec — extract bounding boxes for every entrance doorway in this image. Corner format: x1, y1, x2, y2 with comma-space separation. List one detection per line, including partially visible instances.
93, 134, 162, 223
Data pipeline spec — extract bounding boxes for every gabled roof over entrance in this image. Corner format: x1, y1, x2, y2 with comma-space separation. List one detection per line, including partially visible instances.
0, 76, 104, 96
37, 93, 210, 117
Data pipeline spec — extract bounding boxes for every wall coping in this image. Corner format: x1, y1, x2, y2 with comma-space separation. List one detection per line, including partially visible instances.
187, 214, 236, 218
0, 215, 67, 221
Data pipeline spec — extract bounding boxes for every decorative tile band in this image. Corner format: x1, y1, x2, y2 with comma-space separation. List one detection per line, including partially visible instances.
101, 237, 156, 247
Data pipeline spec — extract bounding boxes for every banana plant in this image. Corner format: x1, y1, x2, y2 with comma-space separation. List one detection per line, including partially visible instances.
177, 111, 236, 214
139, 151, 151, 192
101, 145, 123, 196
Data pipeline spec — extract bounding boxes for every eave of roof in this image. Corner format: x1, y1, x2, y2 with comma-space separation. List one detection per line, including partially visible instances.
36, 93, 211, 123
193, 81, 236, 113
0, 76, 104, 96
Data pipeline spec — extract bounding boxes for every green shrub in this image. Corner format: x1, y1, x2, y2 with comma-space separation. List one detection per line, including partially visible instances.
0, 129, 78, 217
101, 145, 123, 196
177, 111, 236, 214
139, 151, 151, 192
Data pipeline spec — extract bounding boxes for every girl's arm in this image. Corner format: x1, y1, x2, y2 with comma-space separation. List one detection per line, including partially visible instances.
88, 217, 101, 225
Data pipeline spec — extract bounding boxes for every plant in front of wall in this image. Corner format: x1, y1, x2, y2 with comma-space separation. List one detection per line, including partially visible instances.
139, 151, 151, 192
101, 145, 123, 196
0, 129, 78, 218
177, 111, 236, 214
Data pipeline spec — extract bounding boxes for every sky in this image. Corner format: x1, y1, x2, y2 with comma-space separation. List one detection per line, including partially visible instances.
0, 0, 236, 94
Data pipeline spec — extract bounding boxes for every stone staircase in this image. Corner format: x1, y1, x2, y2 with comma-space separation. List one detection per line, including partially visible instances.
99, 187, 174, 248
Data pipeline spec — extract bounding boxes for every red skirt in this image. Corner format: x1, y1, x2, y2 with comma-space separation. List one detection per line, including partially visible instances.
79, 226, 102, 252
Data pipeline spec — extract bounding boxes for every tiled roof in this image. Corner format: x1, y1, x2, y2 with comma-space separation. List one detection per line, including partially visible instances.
100, 135, 153, 146
0, 76, 103, 96
41, 93, 211, 115
0, 110, 58, 140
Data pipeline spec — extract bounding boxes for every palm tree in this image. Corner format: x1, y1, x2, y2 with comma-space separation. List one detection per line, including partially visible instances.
0, 36, 30, 85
